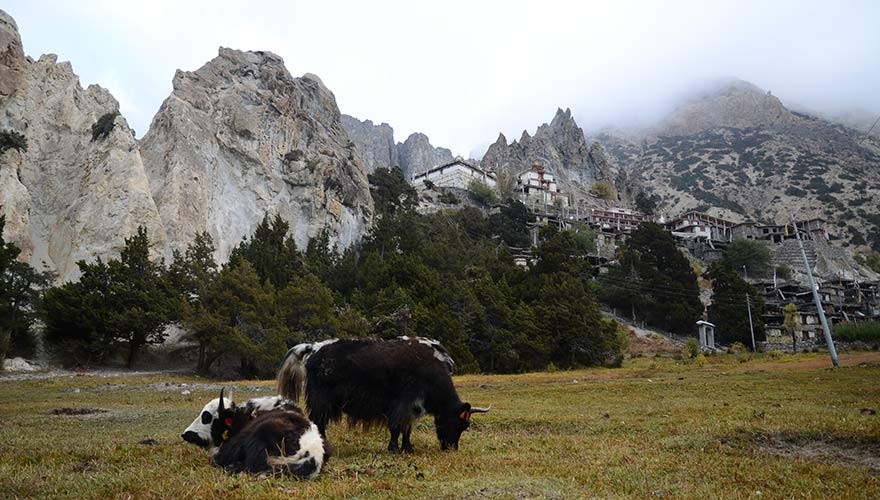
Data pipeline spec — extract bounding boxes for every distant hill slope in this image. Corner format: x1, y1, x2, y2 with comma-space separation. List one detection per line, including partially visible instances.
595, 79, 880, 250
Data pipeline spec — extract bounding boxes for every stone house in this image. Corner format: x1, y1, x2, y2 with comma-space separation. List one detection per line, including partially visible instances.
411, 159, 496, 190
516, 165, 567, 208
665, 211, 734, 242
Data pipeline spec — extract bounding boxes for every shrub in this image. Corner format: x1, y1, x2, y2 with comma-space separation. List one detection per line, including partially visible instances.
468, 180, 498, 206
438, 191, 459, 204
728, 341, 748, 354
91, 112, 119, 141
834, 321, 880, 343
681, 337, 700, 362
590, 181, 615, 200
423, 180, 435, 190
0, 130, 27, 154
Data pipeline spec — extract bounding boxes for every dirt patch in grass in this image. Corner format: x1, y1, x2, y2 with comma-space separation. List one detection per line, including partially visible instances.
49, 407, 107, 416
756, 432, 880, 474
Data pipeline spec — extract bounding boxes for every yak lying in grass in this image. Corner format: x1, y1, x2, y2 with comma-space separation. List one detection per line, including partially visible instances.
276, 337, 490, 453
182, 389, 330, 478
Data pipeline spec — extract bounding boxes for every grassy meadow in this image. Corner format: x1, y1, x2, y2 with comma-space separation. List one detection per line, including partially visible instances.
1, 352, 878, 499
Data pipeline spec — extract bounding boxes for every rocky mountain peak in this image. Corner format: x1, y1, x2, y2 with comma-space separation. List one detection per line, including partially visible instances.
340, 114, 397, 173
482, 108, 608, 189
656, 78, 799, 136
142, 47, 373, 261
0, 9, 24, 103
396, 132, 454, 179
1, 9, 166, 280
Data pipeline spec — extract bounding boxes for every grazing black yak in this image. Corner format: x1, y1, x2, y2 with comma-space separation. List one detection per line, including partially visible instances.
276, 337, 490, 453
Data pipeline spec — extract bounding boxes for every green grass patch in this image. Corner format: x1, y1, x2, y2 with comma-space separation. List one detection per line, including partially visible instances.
1, 353, 879, 498
835, 321, 880, 342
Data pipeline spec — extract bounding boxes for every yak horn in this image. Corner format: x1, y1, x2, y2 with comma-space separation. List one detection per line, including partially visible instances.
218, 387, 226, 412
470, 405, 492, 413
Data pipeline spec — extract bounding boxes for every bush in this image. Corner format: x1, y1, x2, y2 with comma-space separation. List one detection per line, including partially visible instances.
681, 337, 700, 362
0, 129, 27, 154
728, 341, 748, 354
590, 181, 615, 200
468, 180, 498, 206
91, 112, 119, 141
423, 180, 435, 190
438, 191, 459, 204
834, 321, 880, 342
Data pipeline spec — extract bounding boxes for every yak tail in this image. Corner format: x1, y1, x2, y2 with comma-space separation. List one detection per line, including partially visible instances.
266, 453, 321, 479
276, 343, 312, 402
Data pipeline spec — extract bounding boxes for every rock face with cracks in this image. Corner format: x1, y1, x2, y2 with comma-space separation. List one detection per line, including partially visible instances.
0, 9, 166, 281
141, 48, 373, 261
0, 9, 374, 280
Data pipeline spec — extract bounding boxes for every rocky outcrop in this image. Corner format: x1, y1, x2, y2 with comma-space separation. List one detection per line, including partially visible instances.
654, 79, 798, 137
481, 108, 611, 190
0, 10, 25, 104
396, 132, 454, 179
0, 9, 166, 280
340, 114, 398, 173
141, 48, 373, 261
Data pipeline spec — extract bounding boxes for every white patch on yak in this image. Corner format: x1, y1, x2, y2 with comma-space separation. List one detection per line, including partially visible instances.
182, 396, 232, 445
265, 422, 326, 479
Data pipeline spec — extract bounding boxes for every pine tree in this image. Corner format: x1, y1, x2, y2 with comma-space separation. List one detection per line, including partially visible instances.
707, 262, 766, 348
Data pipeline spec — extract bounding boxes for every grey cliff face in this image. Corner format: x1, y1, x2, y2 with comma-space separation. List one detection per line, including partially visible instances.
141, 48, 373, 261
396, 132, 454, 179
481, 108, 609, 189
340, 114, 398, 173
0, 9, 166, 281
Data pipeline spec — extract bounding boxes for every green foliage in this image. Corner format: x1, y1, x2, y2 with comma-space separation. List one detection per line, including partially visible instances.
0, 215, 53, 357
598, 223, 702, 334
368, 167, 418, 215
707, 262, 765, 348
681, 337, 700, 362
635, 191, 659, 215
0, 129, 27, 154
833, 321, 880, 342
468, 180, 499, 206
91, 112, 119, 142
590, 181, 615, 200
43, 227, 176, 367
438, 191, 459, 204
229, 214, 302, 288
722, 239, 772, 278
855, 250, 880, 273
776, 264, 793, 281
488, 199, 534, 248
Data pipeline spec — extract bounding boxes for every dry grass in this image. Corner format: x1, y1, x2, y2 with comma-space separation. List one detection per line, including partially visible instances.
1, 352, 879, 499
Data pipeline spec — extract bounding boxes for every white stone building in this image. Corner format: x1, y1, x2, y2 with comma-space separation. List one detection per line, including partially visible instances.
516, 165, 566, 207
411, 159, 496, 190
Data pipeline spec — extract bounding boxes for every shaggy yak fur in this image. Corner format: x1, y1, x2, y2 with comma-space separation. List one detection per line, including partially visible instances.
276, 337, 490, 453
182, 390, 330, 478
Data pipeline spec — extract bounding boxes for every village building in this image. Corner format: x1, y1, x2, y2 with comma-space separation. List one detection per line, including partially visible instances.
664, 211, 734, 243
516, 165, 567, 208
731, 218, 832, 244
589, 207, 653, 233
411, 159, 496, 190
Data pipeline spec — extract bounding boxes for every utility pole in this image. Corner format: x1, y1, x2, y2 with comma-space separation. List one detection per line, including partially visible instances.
791, 214, 839, 367
746, 293, 756, 351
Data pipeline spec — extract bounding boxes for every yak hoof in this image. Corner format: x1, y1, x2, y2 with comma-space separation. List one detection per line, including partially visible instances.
402, 444, 414, 454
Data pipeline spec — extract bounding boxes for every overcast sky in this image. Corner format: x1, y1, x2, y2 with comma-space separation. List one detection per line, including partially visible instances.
6, 0, 879, 157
